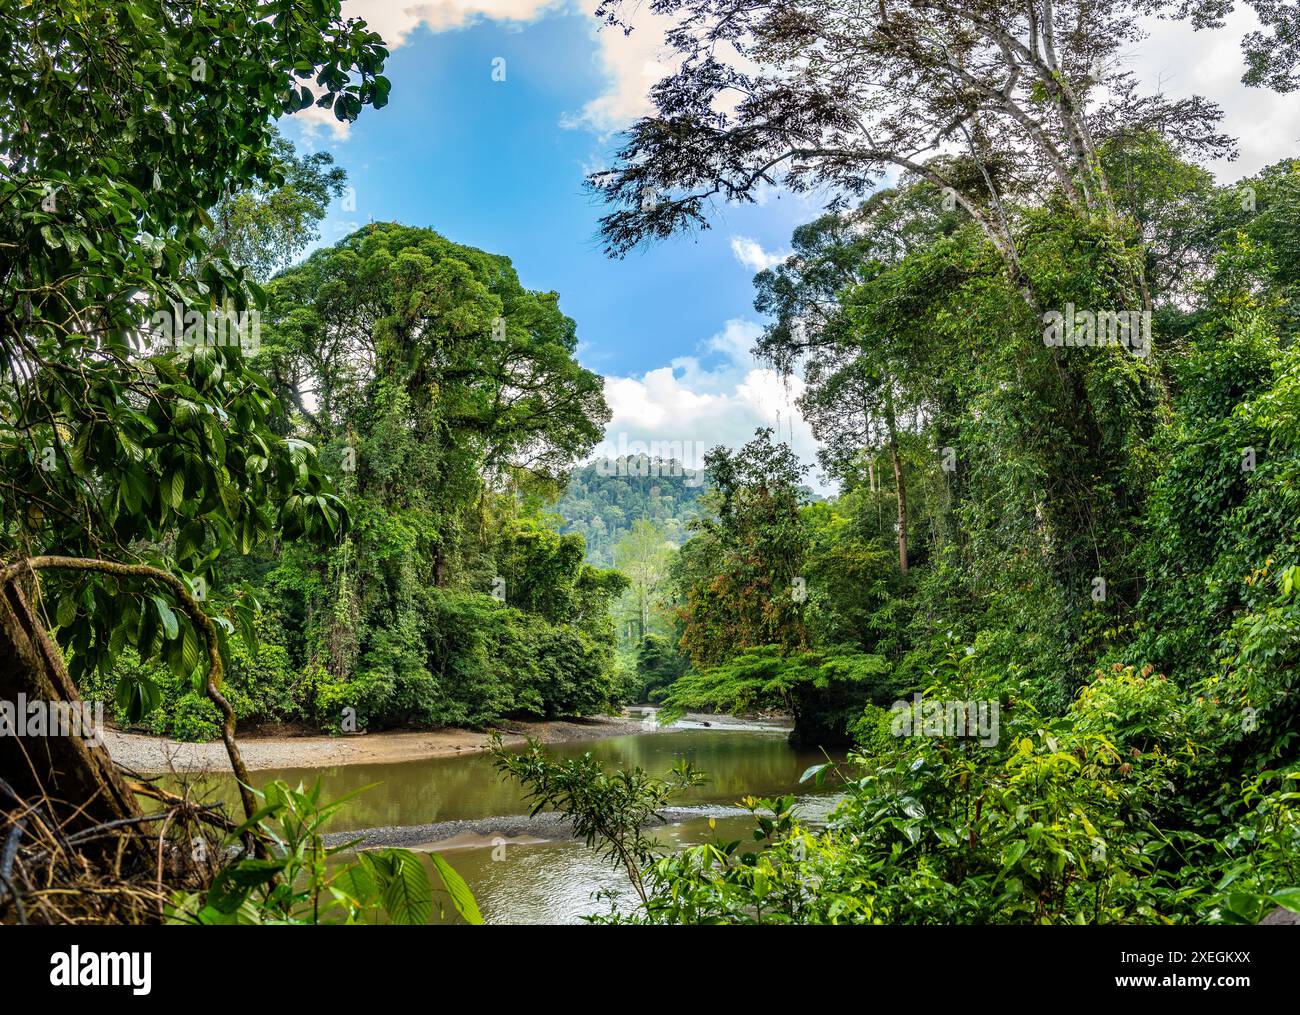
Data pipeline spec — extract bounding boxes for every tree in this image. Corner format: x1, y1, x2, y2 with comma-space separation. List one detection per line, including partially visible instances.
613, 519, 674, 640
589, 0, 1243, 308
261, 224, 609, 517
673, 429, 809, 667
0, 0, 389, 835
632, 633, 688, 702
252, 225, 618, 721
753, 183, 962, 574
205, 128, 349, 281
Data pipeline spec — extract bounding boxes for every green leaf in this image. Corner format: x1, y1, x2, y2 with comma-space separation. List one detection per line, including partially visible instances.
799, 762, 830, 785
166, 469, 185, 509
1001, 840, 1028, 869
180, 620, 202, 677
900, 796, 926, 819
429, 852, 484, 925
379, 850, 434, 925
153, 596, 179, 640
56, 595, 78, 628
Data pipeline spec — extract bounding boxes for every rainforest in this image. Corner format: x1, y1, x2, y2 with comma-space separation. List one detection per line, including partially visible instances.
0, 0, 1298, 954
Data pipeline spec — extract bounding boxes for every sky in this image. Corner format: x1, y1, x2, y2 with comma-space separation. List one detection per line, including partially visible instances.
282, 1, 1299, 492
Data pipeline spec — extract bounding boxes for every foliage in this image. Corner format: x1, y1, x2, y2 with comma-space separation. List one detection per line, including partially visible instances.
492, 738, 703, 907
562, 658, 1300, 925
0, 0, 387, 715
672, 429, 810, 667
205, 127, 349, 281
562, 59, 1300, 921
220, 224, 622, 732
168, 780, 481, 925
94, 219, 628, 735
658, 645, 890, 744
627, 633, 689, 703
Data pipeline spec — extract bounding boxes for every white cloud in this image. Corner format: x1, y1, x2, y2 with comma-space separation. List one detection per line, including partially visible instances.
348, 0, 563, 43
594, 319, 828, 491
563, 12, 676, 133
1133, 10, 1298, 179
288, 99, 353, 141
730, 235, 790, 273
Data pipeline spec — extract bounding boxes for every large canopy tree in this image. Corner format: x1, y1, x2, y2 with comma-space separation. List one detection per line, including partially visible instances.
251, 225, 613, 709
262, 224, 609, 494
260, 224, 609, 580
588, 0, 1264, 298
672, 429, 810, 666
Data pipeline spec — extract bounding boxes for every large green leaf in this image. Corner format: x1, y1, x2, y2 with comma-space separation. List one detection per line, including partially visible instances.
153, 596, 179, 640
429, 852, 484, 926
378, 850, 434, 925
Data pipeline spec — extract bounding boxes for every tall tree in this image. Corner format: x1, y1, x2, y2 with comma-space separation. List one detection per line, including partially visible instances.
614, 518, 674, 638
261, 224, 610, 583
753, 183, 960, 574
256, 225, 615, 703
673, 429, 809, 666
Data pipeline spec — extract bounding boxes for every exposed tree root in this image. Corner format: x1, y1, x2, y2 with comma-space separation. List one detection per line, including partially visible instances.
0, 555, 269, 923
0, 775, 230, 925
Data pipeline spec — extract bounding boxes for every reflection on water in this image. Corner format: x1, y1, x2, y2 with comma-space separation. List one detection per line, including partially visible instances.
168, 724, 846, 924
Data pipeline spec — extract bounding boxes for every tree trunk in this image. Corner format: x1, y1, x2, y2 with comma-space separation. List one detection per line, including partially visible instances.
884, 384, 909, 576
891, 445, 909, 576
0, 579, 146, 859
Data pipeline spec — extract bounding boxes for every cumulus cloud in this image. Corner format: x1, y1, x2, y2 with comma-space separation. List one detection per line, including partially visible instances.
594, 319, 827, 491
348, 0, 563, 43
561, 9, 676, 133
730, 236, 791, 273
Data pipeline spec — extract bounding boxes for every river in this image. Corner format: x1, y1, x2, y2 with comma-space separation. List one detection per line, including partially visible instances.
182, 711, 846, 924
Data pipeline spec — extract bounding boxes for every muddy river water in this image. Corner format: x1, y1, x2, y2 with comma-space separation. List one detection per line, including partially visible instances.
183, 711, 846, 923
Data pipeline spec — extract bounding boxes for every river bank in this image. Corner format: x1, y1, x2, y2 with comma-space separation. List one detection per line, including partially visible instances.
104, 713, 656, 774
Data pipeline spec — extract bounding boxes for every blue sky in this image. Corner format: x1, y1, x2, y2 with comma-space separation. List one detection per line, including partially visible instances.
298, 13, 805, 377
281, 2, 1291, 491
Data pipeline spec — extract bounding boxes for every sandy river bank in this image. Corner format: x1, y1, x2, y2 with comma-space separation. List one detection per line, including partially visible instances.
104, 713, 656, 774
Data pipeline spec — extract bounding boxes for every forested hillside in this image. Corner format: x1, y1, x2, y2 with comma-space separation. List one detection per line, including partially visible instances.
554, 458, 707, 566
